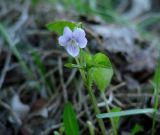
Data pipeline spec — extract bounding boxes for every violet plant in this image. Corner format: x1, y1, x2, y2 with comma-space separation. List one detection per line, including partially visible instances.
57, 24, 114, 135
46, 20, 155, 135
60, 26, 117, 135
47, 21, 116, 135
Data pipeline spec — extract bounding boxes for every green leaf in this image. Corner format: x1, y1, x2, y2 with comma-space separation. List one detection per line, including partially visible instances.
92, 67, 113, 92
86, 53, 113, 92
111, 107, 121, 128
79, 51, 113, 90
97, 108, 155, 119
93, 53, 113, 91
63, 102, 80, 135
93, 53, 112, 68
154, 63, 160, 89
64, 63, 83, 69
131, 124, 143, 135
152, 61, 160, 135
46, 20, 80, 35
79, 49, 92, 68
31, 0, 38, 5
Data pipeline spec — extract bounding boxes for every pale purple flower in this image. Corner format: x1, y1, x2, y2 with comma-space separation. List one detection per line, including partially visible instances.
58, 27, 87, 57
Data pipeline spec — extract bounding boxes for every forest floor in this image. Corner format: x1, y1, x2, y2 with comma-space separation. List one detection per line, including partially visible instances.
0, 0, 160, 135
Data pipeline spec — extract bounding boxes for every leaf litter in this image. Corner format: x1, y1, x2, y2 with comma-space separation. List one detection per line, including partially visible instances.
0, 0, 160, 135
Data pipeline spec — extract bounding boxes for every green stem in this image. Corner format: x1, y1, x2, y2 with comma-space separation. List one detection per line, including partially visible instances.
87, 121, 95, 135
101, 92, 117, 135
75, 58, 86, 82
87, 85, 107, 135
75, 57, 107, 135
151, 85, 159, 135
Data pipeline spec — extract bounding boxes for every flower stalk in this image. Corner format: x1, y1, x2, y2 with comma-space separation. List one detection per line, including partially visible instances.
101, 92, 118, 135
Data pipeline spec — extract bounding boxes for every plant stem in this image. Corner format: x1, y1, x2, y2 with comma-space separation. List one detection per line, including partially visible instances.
101, 92, 117, 135
87, 121, 95, 135
75, 57, 107, 135
87, 85, 107, 135
151, 85, 159, 135
75, 58, 86, 82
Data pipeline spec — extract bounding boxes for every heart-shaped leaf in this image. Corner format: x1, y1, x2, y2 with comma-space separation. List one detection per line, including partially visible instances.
93, 53, 112, 68
80, 49, 92, 68
92, 67, 113, 92
46, 20, 80, 35
88, 53, 113, 92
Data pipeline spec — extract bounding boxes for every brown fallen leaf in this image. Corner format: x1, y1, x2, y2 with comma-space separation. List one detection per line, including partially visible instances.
90, 24, 159, 72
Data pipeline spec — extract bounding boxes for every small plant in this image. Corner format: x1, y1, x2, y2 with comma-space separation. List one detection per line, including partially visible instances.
46, 20, 155, 135
63, 102, 80, 135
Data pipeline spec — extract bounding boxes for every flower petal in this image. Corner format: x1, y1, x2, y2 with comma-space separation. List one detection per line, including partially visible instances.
73, 28, 86, 39
66, 43, 79, 57
63, 27, 72, 38
77, 37, 87, 48
58, 27, 72, 46
58, 35, 68, 46
73, 28, 87, 48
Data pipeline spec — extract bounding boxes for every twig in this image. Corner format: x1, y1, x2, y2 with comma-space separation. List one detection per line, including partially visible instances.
39, 123, 63, 135
0, 99, 22, 125
66, 69, 77, 87
58, 57, 68, 102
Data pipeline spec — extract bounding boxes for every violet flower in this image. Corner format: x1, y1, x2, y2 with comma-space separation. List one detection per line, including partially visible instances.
58, 27, 87, 57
